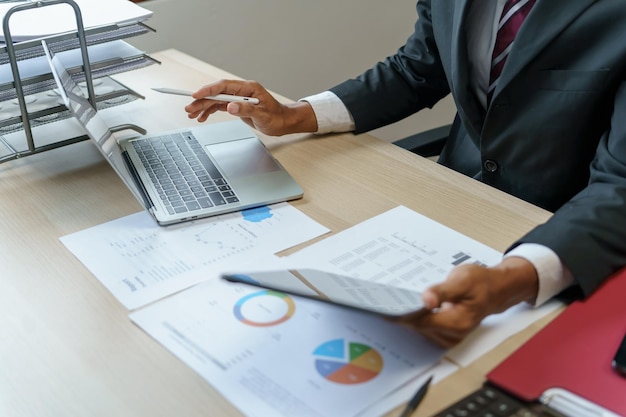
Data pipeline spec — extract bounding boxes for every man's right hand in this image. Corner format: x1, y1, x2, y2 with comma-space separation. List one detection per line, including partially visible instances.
391, 257, 540, 348
184, 79, 318, 136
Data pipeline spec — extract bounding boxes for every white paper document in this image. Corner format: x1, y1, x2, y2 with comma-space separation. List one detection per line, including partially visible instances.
66, 203, 560, 416
130, 278, 445, 417
60, 203, 329, 309
0, 0, 153, 42
282, 205, 562, 366
127, 205, 494, 417
283, 205, 503, 291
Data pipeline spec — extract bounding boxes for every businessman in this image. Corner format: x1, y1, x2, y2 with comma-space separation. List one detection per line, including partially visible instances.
185, 0, 626, 347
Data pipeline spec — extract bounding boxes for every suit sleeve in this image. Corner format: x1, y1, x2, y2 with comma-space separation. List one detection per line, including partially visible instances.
329, 0, 450, 134
515, 80, 626, 296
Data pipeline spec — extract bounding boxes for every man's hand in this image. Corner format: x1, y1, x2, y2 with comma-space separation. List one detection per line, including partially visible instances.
392, 257, 539, 348
184, 79, 318, 136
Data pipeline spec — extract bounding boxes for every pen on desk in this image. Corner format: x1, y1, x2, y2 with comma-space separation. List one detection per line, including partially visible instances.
398, 375, 433, 417
151, 87, 260, 104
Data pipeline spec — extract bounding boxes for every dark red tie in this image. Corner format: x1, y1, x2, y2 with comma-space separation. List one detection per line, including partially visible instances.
487, 0, 536, 103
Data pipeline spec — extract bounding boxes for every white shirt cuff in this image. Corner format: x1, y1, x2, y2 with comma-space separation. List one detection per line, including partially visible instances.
504, 243, 574, 306
299, 91, 355, 134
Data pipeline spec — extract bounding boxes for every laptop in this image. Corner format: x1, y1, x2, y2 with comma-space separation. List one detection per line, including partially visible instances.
42, 40, 303, 226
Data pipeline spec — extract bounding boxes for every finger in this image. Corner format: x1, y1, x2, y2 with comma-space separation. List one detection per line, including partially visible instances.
226, 102, 259, 118
184, 101, 202, 114
184, 99, 216, 115
186, 110, 201, 119
403, 299, 481, 333
187, 101, 227, 122
421, 288, 440, 310
197, 109, 211, 123
192, 80, 240, 98
195, 106, 216, 122
418, 285, 461, 311
193, 80, 259, 100
417, 307, 469, 330
425, 265, 485, 306
226, 102, 241, 116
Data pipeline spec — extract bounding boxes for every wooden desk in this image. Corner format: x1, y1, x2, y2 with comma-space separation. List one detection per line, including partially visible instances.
0, 49, 552, 417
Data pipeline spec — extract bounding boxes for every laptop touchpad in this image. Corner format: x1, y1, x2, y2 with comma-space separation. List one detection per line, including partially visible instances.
205, 138, 281, 179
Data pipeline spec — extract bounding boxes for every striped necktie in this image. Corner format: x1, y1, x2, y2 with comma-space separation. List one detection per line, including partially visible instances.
487, 0, 536, 103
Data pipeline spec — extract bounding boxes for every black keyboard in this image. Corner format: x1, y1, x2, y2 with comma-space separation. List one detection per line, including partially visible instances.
131, 132, 239, 215
431, 385, 564, 417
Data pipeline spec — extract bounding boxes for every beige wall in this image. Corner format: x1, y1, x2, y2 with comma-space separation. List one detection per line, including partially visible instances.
128, 0, 456, 142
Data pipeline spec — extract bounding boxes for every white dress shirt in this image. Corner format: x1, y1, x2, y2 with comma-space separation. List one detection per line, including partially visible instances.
300, 0, 574, 306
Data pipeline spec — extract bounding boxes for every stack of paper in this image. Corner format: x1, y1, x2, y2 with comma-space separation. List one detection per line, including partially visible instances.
0, 0, 153, 42
0, 0, 156, 141
60, 205, 562, 417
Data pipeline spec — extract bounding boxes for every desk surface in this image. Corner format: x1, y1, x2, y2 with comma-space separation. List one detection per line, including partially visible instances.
0, 49, 553, 417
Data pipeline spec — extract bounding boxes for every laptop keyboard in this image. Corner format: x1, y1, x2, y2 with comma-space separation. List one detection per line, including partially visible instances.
431, 385, 562, 417
131, 131, 239, 215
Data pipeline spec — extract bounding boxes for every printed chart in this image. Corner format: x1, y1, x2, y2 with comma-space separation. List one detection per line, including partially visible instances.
313, 339, 383, 384
233, 290, 296, 327
286, 206, 503, 294
130, 278, 444, 417
60, 202, 328, 309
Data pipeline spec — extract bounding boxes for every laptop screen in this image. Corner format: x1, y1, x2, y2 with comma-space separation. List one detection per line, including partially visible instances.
42, 40, 146, 205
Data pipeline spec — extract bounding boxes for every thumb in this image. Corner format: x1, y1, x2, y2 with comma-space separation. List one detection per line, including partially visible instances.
226, 102, 241, 115
422, 275, 473, 310
421, 288, 440, 310
227, 102, 259, 117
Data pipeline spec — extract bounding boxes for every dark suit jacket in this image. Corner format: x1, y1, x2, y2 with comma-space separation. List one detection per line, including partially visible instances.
330, 0, 626, 296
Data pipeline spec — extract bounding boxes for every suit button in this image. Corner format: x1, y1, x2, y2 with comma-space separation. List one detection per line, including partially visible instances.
483, 159, 498, 172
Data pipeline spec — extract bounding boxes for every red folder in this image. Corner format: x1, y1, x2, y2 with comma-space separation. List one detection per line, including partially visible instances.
487, 268, 626, 416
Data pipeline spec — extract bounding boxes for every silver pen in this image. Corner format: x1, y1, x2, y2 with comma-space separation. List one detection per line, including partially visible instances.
151, 87, 259, 104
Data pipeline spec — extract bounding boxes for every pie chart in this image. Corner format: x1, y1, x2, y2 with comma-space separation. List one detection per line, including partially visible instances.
313, 338, 383, 384
233, 290, 295, 327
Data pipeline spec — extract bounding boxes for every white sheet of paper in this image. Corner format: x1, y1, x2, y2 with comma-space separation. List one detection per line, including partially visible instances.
282, 205, 562, 367
284, 205, 503, 291
130, 278, 445, 417
60, 203, 329, 309
0, 0, 153, 42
